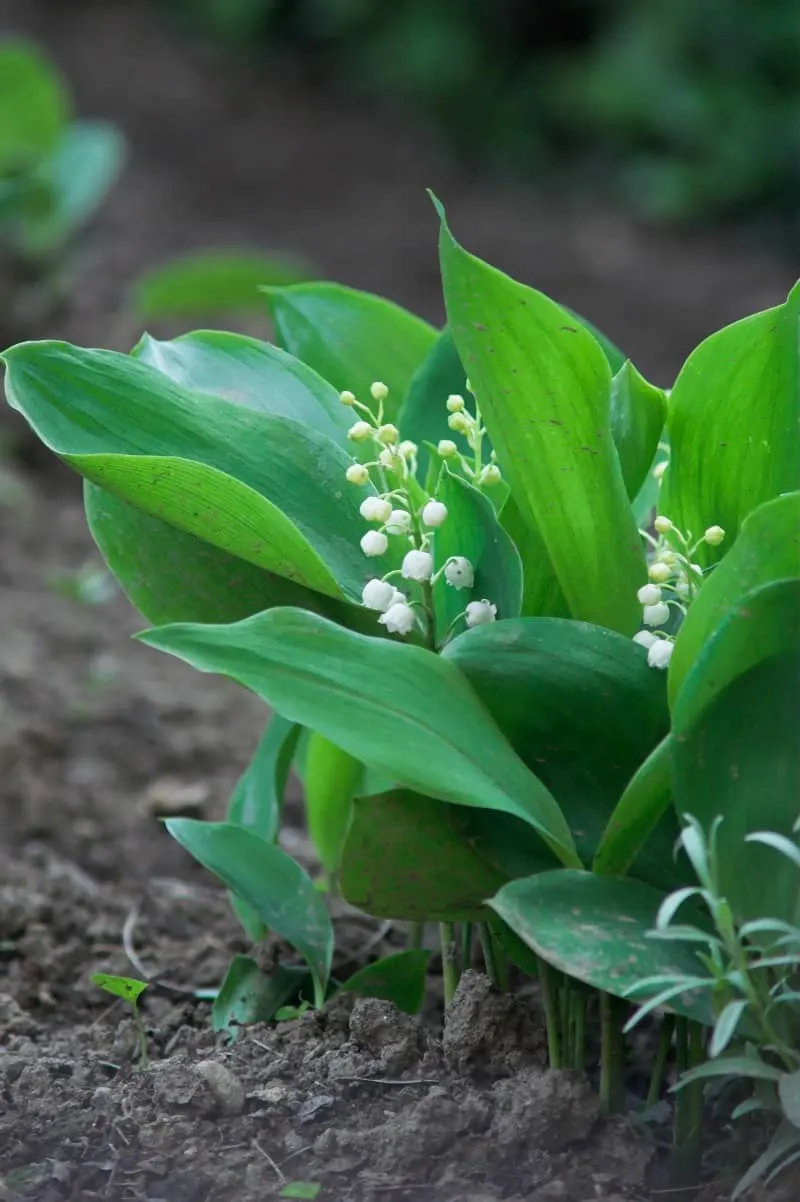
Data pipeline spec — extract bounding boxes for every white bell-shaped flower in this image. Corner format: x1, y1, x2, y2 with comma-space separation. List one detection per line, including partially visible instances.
633, 630, 658, 649
361, 530, 389, 558
465, 599, 497, 627
642, 601, 670, 627
647, 639, 674, 670
444, 556, 474, 590
637, 583, 662, 606
360, 496, 392, 523
361, 579, 396, 611
378, 601, 416, 636
401, 549, 434, 582
385, 509, 412, 535
422, 500, 448, 528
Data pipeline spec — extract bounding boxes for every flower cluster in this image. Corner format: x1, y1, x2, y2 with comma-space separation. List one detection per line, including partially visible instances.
633, 516, 726, 669
341, 380, 498, 644
435, 385, 503, 490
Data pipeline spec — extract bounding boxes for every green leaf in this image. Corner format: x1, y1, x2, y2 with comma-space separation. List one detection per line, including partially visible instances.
90, 973, 148, 1005
212, 957, 309, 1039
340, 790, 510, 921
499, 497, 569, 618
661, 285, 800, 554
593, 734, 674, 879
2, 340, 372, 601
165, 819, 333, 1006
670, 653, 800, 926
432, 468, 523, 637
673, 580, 800, 734
131, 249, 310, 320
489, 871, 712, 1023
608, 361, 666, 503
779, 1071, 800, 1129
304, 733, 362, 875
265, 281, 437, 422
669, 493, 800, 706
336, 949, 430, 1014
563, 307, 626, 375
397, 328, 470, 479
436, 201, 644, 634
140, 608, 580, 866
442, 617, 676, 885
25, 120, 124, 253
0, 39, 67, 169
134, 329, 351, 447
279, 1184, 321, 1201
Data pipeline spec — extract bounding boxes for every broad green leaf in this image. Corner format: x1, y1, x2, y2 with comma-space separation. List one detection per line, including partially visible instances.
673, 580, 800, 734
141, 609, 580, 866
593, 735, 674, 879
340, 790, 510, 921
499, 497, 569, 618
442, 617, 678, 886
84, 483, 365, 628
670, 653, 800, 926
661, 285, 800, 555
265, 281, 437, 422
669, 493, 800, 706
134, 330, 351, 446
336, 949, 430, 1014
25, 120, 124, 253
1, 340, 372, 601
608, 361, 666, 503
212, 957, 309, 1039
90, 973, 148, 1004
0, 39, 67, 168
489, 871, 712, 1023
166, 819, 333, 1006
436, 202, 644, 634
632, 439, 670, 528
432, 468, 523, 638
397, 328, 470, 479
564, 307, 626, 375
132, 249, 310, 320
304, 733, 362, 875
226, 714, 301, 939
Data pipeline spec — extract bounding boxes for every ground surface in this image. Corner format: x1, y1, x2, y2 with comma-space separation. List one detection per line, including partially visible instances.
0, 2, 798, 1199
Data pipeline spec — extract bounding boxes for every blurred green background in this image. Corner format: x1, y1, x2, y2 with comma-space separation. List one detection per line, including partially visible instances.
163, 0, 800, 227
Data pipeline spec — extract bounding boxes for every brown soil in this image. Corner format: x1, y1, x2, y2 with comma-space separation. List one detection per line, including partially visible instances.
0, 2, 798, 1199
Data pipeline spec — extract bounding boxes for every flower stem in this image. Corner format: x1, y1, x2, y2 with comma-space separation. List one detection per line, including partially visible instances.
479, 923, 509, 992
408, 921, 424, 951
599, 992, 626, 1116
537, 955, 563, 1069
439, 922, 460, 1007
646, 1013, 674, 1108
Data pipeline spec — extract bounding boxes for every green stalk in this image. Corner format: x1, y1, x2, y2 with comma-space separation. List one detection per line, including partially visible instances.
599, 992, 626, 1115
439, 922, 460, 1007
671, 1018, 705, 1195
132, 1003, 149, 1068
537, 955, 563, 1069
646, 1014, 674, 1108
461, 922, 473, 972
479, 923, 509, 992
408, 921, 424, 950
568, 988, 587, 1070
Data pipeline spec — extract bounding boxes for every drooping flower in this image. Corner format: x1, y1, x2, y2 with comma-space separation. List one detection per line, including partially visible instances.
704, 525, 725, 546
648, 561, 673, 584
361, 530, 389, 558
642, 601, 670, 627
637, 583, 662, 606
633, 630, 658, 649
385, 509, 412, 535
647, 639, 674, 670
444, 557, 474, 590
360, 496, 392, 523
466, 599, 497, 627
479, 464, 502, 486
348, 420, 374, 442
346, 463, 370, 485
422, 500, 448, 528
401, 549, 434, 582
379, 601, 416, 635
361, 579, 396, 611
653, 515, 673, 533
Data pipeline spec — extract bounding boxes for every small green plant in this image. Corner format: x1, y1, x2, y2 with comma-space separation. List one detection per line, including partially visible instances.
90, 973, 149, 1064
3, 195, 798, 1192
0, 38, 124, 326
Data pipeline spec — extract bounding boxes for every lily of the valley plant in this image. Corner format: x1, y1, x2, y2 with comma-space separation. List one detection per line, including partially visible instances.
3, 197, 798, 1191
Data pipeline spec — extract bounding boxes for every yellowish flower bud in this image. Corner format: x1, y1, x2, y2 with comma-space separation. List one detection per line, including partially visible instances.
348, 420, 374, 442
648, 561, 672, 583
339, 390, 357, 407
377, 423, 399, 445
704, 525, 725, 546
370, 381, 389, 402
448, 412, 471, 435
479, 464, 502, 486
345, 463, 370, 485
446, 394, 465, 413
437, 439, 458, 459
654, 515, 673, 534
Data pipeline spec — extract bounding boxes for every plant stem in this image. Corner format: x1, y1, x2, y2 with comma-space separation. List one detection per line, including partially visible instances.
568, 988, 586, 1070
646, 1013, 674, 1108
133, 1005, 149, 1068
599, 992, 626, 1116
537, 955, 563, 1069
461, 922, 473, 972
479, 923, 509, 992
671, 1018, 705, 1195
408, 921, 424, 950
439, 922, 460, 1007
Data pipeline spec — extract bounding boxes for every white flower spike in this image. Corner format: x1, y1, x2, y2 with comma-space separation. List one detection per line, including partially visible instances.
361, 579, 396, 611
642, 601, 670, 627
637, 583, 662, 606
346, 463, 370, 486
647, 639, 674, 670
348, 420, 373, 442
360, 530, 388, 558
359, 496, 392, 523
401, 549, 434, 582
633, 630, 658, 650
422, 500, 448, 527
704, 525, 726, 546
466, 599, 497, 627
444, 557, 475, 590
385, 509, 412, 535
379, 601, 416, 636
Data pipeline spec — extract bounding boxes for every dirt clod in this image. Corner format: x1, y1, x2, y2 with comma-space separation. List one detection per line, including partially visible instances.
443, 970, 548, 1078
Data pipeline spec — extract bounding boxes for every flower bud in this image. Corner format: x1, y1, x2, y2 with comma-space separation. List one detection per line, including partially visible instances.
637, 583, 662, 606
632, 630, 658, 650
401, 549, 434, 582
647, 639, 674, 670
653, 515, 673, 533
479, 464, 502, 486
642, 601, 670, 628
653, 460, 669, 481
360, 496, 392, 523
704, 525, 726, 546
446, 394, 465, 413
464, 378, 473, 393
361, 578, 396, 611
370, 381, 389, 402
339, 390, 356, 407
379, 448, 401, 471
377, 423, 399, 445
437, 439, 458, 459
675, 578, 691, 600
466, 599, 497, 628
444, 556, 474, 590
448, 412, 471, 435
385, 509, 412, 535
346, 463, 370, 485
398, 440, 418, 458
360, 530, 388, 558
690, 562, 704, 576
422, 500, 448, 528
378, 600, 416, 636
348, 420, 374, 442
648, 561, 672, 583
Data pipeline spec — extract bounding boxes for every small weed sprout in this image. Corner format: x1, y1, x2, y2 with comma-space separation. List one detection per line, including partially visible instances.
90, 973, 150, 1066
